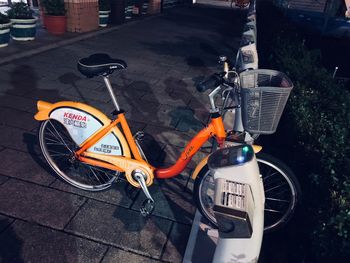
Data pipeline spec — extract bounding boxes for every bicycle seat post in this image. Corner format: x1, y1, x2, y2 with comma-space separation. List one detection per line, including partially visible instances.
103, 75, 120, 112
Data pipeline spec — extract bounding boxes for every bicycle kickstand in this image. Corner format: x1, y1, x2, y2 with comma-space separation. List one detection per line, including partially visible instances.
133, 171, 155, 217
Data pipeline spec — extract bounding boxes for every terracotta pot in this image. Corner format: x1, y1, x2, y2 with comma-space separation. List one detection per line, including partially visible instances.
44, 15, 66, 35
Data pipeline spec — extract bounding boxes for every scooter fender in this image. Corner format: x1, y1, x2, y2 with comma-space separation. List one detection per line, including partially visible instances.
191, 144, 262, 180
212, 155, 265, 263
34, 100, 131, 157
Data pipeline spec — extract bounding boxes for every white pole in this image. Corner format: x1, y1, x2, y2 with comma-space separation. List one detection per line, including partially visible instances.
346, 0, 350, 18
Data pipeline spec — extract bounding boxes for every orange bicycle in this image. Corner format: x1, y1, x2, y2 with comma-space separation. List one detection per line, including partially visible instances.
35, 53, 299, 231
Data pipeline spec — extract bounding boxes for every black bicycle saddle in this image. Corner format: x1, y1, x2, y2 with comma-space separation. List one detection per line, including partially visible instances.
77, 53, 127, 78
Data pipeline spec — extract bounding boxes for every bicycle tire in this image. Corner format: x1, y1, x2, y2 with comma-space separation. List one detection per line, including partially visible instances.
39, 119, 118, 191
193, 152, 301, 233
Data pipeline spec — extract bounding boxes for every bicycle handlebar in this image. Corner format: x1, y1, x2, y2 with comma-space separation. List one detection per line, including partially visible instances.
196, 72, 226, 93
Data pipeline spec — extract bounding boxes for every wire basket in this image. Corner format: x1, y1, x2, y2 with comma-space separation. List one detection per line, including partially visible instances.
240, 69, 293, 134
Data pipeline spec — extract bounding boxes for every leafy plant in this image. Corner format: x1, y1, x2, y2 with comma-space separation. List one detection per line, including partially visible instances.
0, 13, 10, 24
258, 2, 350, 261
41, 0, 66, 16
99, 0, 111, 11
6, 2, 34, 19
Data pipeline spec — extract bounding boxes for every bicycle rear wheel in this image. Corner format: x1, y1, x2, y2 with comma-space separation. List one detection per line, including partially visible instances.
39, 119, 117, 191
193, 152, 300, 232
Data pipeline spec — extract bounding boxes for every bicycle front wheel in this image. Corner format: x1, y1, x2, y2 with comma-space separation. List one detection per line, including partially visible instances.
39, 119, 117, 191
193, 152, 300, 232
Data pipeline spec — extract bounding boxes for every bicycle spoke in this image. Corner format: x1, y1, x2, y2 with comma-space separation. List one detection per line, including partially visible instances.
48, 121, 74, 154
264, 208, 284, 214
265, 197, 290, 203
262, 171, 280, 182
264, 182, 288, 193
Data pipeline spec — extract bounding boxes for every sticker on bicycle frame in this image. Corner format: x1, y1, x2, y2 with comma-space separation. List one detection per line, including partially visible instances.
50, 108, 123, 156
88, 133, 122, 156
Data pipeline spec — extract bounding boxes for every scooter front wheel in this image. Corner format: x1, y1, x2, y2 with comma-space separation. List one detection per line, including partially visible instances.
193, 152, 301, 232
39, 119, 117, 191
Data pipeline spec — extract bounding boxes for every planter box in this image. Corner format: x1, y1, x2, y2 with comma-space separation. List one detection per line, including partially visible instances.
0, 22, 11, 47
45, 15, 67, 35
64, 0, 99, 33
125, 0, 134, 19
10, 18, 37, 41
99, 10, 110, 27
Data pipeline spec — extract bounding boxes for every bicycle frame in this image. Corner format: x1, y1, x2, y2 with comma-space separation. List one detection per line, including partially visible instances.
34, 100, 226, 186
78, 109, 225, 174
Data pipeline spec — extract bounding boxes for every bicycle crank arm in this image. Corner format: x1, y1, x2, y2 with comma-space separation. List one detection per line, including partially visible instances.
133, 171, 155, 216
133, 171, 154, 202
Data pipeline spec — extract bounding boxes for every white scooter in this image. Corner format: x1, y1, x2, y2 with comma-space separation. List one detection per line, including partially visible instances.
208, 144, 265, 263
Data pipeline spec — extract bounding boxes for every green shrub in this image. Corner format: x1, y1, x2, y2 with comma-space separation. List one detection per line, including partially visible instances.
258, 2, 350, 261
0, 13, 10, 24
6, 2, 34, 19
99, 0, 111, 11
41, 0, 66, 16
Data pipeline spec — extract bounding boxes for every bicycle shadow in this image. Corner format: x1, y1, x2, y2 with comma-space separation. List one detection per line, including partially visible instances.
107, 67, 215, 258
0, 218, 24, 263
0, 64, 77, 262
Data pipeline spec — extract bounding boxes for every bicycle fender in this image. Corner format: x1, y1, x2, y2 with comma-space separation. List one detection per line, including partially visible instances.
191, 156, 209, 180
34, 100, 131, 157
191, 145, 263, 180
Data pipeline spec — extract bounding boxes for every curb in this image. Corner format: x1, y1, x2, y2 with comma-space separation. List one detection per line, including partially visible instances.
0, 15, 159, 66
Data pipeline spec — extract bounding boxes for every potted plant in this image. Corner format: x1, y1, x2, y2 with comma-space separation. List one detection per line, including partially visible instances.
99, 0, 111, 27
125, 0, 134, 20
41, 0, 66, 35
7, 1, 37, 41
0, 13, 11, 48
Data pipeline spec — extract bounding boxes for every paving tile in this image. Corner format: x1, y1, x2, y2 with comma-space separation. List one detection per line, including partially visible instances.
131, 179, 196, 225
155, 104, 183, 128
144, 124, 192, 148
66, 199, 172, 259
157, 169, 194, 194
113, 83, 149, 99
102, 247, 160, 263
124, 99, 161, 125
51, 179, 136, 209
128, 120, 147, 134
0, 215, 14, 233
0, 126, 30, 152
0, 69, 11, 83
0, 93, 37, 113
161, 145, 209, 169
0, 174, 9, 185
66, 76, 100, 91
0, 107, 37, 131
0, 148, 56, 186
62, 86, 112, 103
0, 220, 107, 263
161, 223, 191, 263
24, 90, 71, 104
0, 179, 86, 230
141, 85, 191, 107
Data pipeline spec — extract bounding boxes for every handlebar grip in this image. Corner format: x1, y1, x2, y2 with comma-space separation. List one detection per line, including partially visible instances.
196, 74, 222, 92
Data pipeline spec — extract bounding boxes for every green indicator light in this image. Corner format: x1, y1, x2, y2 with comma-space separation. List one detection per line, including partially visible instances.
242, 146, 249, 153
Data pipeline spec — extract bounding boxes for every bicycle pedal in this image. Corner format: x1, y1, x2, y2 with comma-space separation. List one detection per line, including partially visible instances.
140, 199, 155, 217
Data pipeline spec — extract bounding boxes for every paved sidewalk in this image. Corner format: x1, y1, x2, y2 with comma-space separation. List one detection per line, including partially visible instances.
0, 5, 245, 262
